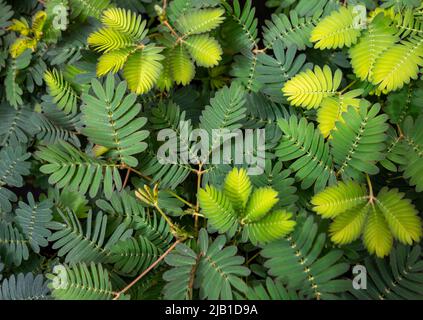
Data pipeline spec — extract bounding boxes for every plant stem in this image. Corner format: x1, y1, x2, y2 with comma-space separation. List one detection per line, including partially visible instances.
194, 164, 203, 234
122, 167, 131, 188
113, 239, 182, 300
121, 165, 152, 182
167, 190, 196, 209
366, 174, 375, 204
339, 80, 357, 95
163, 20, 179, 39
246, 252, 260, 266
155, 203, 178, 233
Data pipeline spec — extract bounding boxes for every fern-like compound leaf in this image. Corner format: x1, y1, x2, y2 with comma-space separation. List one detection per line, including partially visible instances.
221, 0, 258, 50
96, 47, 136, 76
88, 27, 136, 53
198, 185, 239, 236
44, 69, 78, 115
244, 188, 278, 222
263, 10, 322, 50
49, 209, 131, 264
69, 0, 110, 21
243, 210, 296, 245
81, 74, 149, 167
363, 203, 394, 258
15, 193, 55, 254
282, 65, 343, 109
311, 181, 368, 219
197, 229, 250, 300
401, 116, 423, 191
350, 244, 423, 300
317, 89, 364, 138
199, 168, 295, 244
109, 235, 162, 276
223, 167, 252, 213
48, 262, 114, 300
123, 45, 164, 94
276, 115, 336, 191
310, 6, 362, 50
101, 7, 148, 40
349, 14, 399, 82
372, 37, 423, 93
329, 203, 369, 245
175, 8, 225, 36
0, 145, 31, 212
0, 273, 50, 300
376, 188, 422, 245
331, 104, 388, 180
256, 41, 311, 102
0, 221, 29, 266
36, 141, 123, 199
184, 34, 222, 68
312, 181, 422, 257
244, 278, 299, 300
163, 242, 199, 300
171, 44, 195, 85
0, 103, 38, 147
261, 215, 350, 300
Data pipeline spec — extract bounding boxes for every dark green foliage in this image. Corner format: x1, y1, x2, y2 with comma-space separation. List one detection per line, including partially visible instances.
0, 0, 422, 301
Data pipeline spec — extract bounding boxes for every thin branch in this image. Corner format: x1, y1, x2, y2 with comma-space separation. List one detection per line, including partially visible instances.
339, 80, 357, 95
113, 239, 182, 300
194, 163, 204, 233
397, 124, 405, 139
122, 167, 131, 189
366, 174, 375, 204
154, 203, 179, 234
122, 165, 152, 182
246, 251, 260, 266
187, 253, 202, 299
167, 190, 196, 209
163, 20, 180, 39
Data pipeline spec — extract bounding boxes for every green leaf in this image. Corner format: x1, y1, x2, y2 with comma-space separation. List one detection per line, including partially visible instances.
0, 221, 29, 267
376, 188, 422, 245
243, 210, 296, 244
310, 6, 361, 50
244, 187, 278, 222
363, 204, 394, 258
123, 45, 164, 94
15, 193, 54, 253
49, 209, 131, 264
184, 34, 222, 67
175, 8, 225, 36
0, 273, 50, 300
223, 167, 252, 213
48, 262, 114, 300
329, 203, 369, 244
331, 104, 388, 180
198, 185, 239, 236
350, 244, 423, 300
282, 65, 343, 109
36, 141, 123, 199
197, 229, 250, 300
101, 7, 147, 40
311, 181, 368, 219
44, 68, 79, 115
0, 145, 31, 212
170, 44, 195, 85
261, 215, 350, 300
81, 74, 149, 167
276, 115, 336, 191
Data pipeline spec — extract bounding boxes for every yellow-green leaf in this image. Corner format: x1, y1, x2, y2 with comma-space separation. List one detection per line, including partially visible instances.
184, 34, 222, 67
